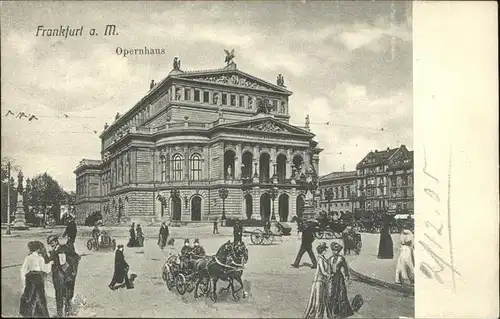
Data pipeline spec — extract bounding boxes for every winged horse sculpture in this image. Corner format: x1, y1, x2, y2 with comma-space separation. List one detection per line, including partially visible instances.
224, 49, 235, 65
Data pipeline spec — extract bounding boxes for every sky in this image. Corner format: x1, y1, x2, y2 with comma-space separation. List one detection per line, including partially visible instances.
1, 1, 413, 191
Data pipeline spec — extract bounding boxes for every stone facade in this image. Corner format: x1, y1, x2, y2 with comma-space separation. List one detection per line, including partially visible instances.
317, 171, 357, 216
355, 144, 414, 216
74, 60, 322, 224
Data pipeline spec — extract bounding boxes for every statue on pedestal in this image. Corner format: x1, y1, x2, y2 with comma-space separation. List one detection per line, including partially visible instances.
276, 74, 285, 87
173, 57, 181, 71
11, 176, 28, 230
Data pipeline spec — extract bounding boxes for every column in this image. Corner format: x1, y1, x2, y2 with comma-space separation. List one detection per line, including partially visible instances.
235, 144, 241, 179
171, 85, 176, 101
253, 145, 259, 176
286, 149, 292, 179
184, 148, 189, 181
270, 147, 276, 178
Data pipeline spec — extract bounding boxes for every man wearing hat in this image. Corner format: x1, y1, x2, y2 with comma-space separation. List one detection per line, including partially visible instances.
109, 245, 133, 290
62, 214, 77, 252
180, 239, 193, 272
188, 239, 206, 272
45, 235, 81, 317
291, 222, 317, 269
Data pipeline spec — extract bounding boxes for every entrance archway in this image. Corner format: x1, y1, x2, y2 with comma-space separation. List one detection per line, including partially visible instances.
244, 193, 253, 220
296, 195, 305, 218
259, 153, 270, 182
277, 154, 287, 183
171, 196, 182, 221
278, 193, 289, 222
191, 196, 202, 221
260, 193, 271, 220
242, 152, 253, 179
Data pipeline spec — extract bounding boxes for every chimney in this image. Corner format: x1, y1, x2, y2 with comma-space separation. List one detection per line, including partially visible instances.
387, 147, 390, 151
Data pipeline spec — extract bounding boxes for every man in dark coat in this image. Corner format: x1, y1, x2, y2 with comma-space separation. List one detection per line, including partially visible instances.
45, 235, 81, 317
188, 239, 206, 272
180, 239, 193, 272
213, 219, 219, 234
233, 220, 243, 244
109, 245, 133, 290
62, 215, 77, 251
158, 222, 169, 250
291, 223, 317, 269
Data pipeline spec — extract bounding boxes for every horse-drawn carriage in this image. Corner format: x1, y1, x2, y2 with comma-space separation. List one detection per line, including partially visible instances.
162, 241, 248, 302
87, 231, 116, 251
242, 226, 285, 245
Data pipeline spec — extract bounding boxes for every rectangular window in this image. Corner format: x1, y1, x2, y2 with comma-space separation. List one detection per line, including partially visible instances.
239, 95, 245, 107
203, 91, 209, 103
230, 95, 236, 106
194, 89, 200, 102
222, 93, 227, 105
184, 88, 191, 101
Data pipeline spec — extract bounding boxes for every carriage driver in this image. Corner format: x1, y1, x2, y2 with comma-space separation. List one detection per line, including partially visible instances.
92, 221, 102, 244
180, 239, 193, 272
187, 239, 206, 272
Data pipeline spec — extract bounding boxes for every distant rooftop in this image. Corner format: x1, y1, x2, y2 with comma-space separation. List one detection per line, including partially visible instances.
319, 170, 356, 182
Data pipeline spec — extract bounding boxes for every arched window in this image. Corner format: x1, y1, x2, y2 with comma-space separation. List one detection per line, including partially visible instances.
160, 156, 166, 182
190, 154, 202, 181
172, 154, 183, 181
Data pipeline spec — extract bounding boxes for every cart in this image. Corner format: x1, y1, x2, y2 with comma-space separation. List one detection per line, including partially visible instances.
243, 228, 283, 245
86, 231, 116, 251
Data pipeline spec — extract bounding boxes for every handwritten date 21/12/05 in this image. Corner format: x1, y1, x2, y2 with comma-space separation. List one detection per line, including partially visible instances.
419, 147, 461, 290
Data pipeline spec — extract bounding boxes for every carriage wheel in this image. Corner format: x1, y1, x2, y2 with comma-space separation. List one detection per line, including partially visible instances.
250, 229, 263, 245
315, 231, 324, 239
166, 269, 175, 291
261, 233, 274, 245
87, 239, 94, 251
175, 274, 186, 295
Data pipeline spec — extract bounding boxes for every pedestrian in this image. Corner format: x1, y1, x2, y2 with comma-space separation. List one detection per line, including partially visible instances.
291, 223, 317, 269
303, 242, 331, 319
327, 242, 355, 318
92, 221, 101, 245
44, 235, 81, 317
377, 213, 394, 259
233, 220, 243, 243
158, 222, 169, 250
62, 214, 77, 252
213, 219, 219, 234
136, 224, 144, 247
19, 241, 53, 318
127, 222, 136, 247
109, 245, 134, 290
180, 239, 193, 272
395, 229, 414, 285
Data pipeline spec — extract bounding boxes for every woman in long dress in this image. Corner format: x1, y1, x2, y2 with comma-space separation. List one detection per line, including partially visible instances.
19, 241, 54, 318
136, 224, 144, 247
395, 229, 414, 284
327, 242, 354, 319
127, 222, 136, 247
158, 222, 169, 250
377, 213, 394, 259
303, 242, 332, 319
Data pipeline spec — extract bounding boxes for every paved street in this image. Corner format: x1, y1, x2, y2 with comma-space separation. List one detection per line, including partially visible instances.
1, 225, 413, 318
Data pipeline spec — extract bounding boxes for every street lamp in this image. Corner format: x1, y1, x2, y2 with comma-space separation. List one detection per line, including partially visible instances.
218, 188, 229, 222
269, 187, 278, 221
325, 188, 334, 214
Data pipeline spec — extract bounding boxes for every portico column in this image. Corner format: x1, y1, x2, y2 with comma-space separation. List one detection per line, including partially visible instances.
286, 149, 292, 179
253, 146, 260, 176
235, 144, 242, 179
171, 85, 176, 100
270, 147, 276, 178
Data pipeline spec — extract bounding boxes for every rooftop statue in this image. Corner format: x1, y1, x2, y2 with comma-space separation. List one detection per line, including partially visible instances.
276, 74, 285, 87
173, 56, 181, 71
224, 49, 235, 65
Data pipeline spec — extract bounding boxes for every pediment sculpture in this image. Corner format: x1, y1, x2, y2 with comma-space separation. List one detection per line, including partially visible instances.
190, 74, 271, 90
246, 121, 287, 133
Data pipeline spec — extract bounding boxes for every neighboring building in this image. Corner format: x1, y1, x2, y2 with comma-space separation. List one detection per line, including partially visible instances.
74, 56, 322, 224
317, 171, 357, 216
387, 149, 414, 214
355, 144, 413, 216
